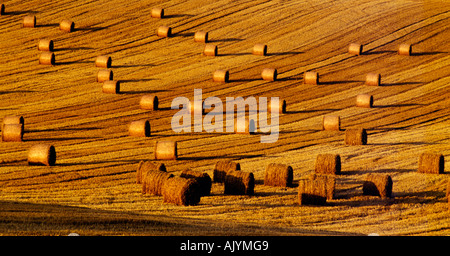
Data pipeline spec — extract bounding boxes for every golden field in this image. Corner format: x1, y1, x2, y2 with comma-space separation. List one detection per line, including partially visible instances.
0, 0, 449, 235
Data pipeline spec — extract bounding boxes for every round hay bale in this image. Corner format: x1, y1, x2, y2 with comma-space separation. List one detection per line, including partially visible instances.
252, 44, 267, 56
308, 173, 336, 200
213, 160, 241, 183
188, 100, 205, 115
140, 95, 159, 110
203, 44, 217, 56
398, 43, 412, 56
95, 56, 112, 68
213, 69, 229, 83
322, 115, 340, 131
446, 179, 450, 199
365, 73, 381, 86
267, 99, 286, 114
363, 173, 393, 198
234, 119, 256, 134
348, 43, 363, 55
136, 160, 167, 184
356, 94, 373, 108
162, 176, 202, 206
224, 170, 254, 195
315, 154, 341, 175
97, 69, 113, 83
157, 25, 172, 37
38, 39, 54, 51
151, 8, 164, 18
39, 52, 55, 65
23, 15, 36, 28
3, 115, 24, 129
142, 169, 173, 195
154, 141, 177, 160
418, 153, 444, 174
345, 128, 367, 145
0, 4, 4, 15
194, 31, 208, 43
59, 20, 74, 32
2, 124, 23, 142
102, 80, 120, 94
304, 71, 319, 85
180, 169, 212, 196
129, 119, 150, 137
298, 179, 327, 205
27, 144, 56, 166
264, 163, 293, 187
261, 68, 277, 81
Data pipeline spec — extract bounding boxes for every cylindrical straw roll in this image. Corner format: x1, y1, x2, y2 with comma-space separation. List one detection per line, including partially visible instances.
136, 160, 166, 184
157, 25, 171, 37
261, 68, 277, 81
161, 176, 202, 206
102, 80, 120, 94
234, 119, 256, 134
97, 69, 113, 82
129, 120, 150, 137
252, 44, 267, 56
224, 170, 255, 195
345, 128, 367, 145
140, 95, 159, 110
418, 153, 444, 174
298, 179, 327, 205
27, 144, 56, 166
398, 43, 412, 56
304, 71, 319, 85
189, 100, 205, 115
308, 173, 336, 200
213, 160, 240, 183
203, 44, 217, 56
2, 115, 24, 129
348, 43, 363, 55
213, 69, 229, 83
151, 8, 164, 18
315, 154, 341, 175
59, 20, 74, 32
38, 39, 54, 51
142, 169, 173, 195
2, 124, 23, 142
180, 169, 212, 196
365, 73, 381, 86
154, 141, 177, 160
95, 56, 112, 68
363, 173, 393, 198
267, 99, 286, 114
264, 163, 293, 187
322, 115, 340, 131
23, 15, 36, 28
39, 52, 55, 65
0, 4, 4, 15
194, 31, 208, 43
356, 94, 373, 108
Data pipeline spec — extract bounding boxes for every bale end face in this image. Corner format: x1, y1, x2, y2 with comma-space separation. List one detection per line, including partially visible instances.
418, 153, 444, 174
363, 174, 393, 198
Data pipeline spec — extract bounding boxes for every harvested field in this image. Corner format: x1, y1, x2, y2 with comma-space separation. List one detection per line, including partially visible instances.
0, 0, 449, 235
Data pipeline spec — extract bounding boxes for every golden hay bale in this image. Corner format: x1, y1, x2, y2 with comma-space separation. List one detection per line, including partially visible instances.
345, 128, 367, 145
348, 43, 363, 55
363, 173, 393, 198
356, 94, 373, 108
398, 43, 412, 56
162, 176, 202, 206
2, 124, 23, 142
136, 160, 167, 184
128, 120, 150, 137
27, 144, 56, 166
23, 15, 36, 28
180, 169, 212, 196
188, 100, 205, 115
0, 4, 4, 15
261, 68, 277, 81
234, 118, 256, 134
446, 179, 450, 198
154, 141, 177, 160
365, 73, 381, 86
267, 99, 286, 114
298, 179, 327, 205
304, 71, 319, 85
102, 80, 120, 94
252, 44, 267, 56
264, 163, 293, 187
213, 160, 241, 183
38, 39, 54, 51
140, 95, 159, 110
418, 153, 444, 174
322, 115, 340, 131
142, 170, 173, 195
157, 25, 172, 37
224, 170, 254, 195
97, 69, 113, 83
308, 173, 336, 200
2, 115, 24, 129
151, 8, 164, 18
95, 56, 112, 68
203, 44, 217, 56
39, 52, 55, 65
194, 31, 208, 43
213, 70, 229, 83
60, 20, 74, 32
315, 154, 341, 175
